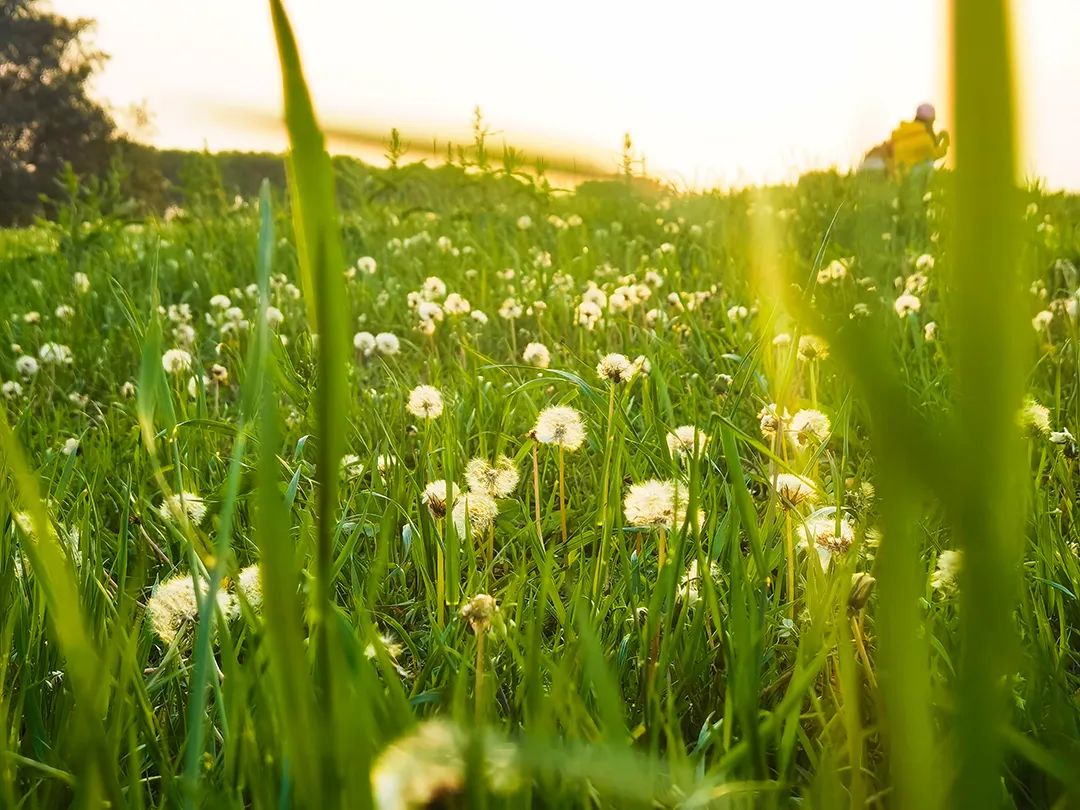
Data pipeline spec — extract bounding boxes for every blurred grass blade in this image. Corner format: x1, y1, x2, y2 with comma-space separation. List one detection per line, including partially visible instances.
249, 181, 326, 804
0, 415, 119, 804
950, 0, 1025, 805
269, 0, 355, 799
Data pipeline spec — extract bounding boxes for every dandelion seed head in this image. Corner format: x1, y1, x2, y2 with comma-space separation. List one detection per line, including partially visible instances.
452, 490, 498, 537
158, 491, 207, 525
421, 480, 459, 519
666, 426, 708, 459
236, 564, 263, 611
461, 593, 498, 633
407, 385, 444, 420
797, 334, 829, 361
1018, 397, 1051, 437
771, 473, 818, 508
522, 342, 550, 368
146, 574, 235, 645
596, 353, 635, 383
532, 406, 586, 451
799, 514, 855, 569
894, 293, 922, 317
789, 409, 831, 450
161, 348, 192, 375
465, 456, 520, 498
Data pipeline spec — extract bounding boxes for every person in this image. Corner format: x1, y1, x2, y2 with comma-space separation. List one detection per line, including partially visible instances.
858, 103, 949, 175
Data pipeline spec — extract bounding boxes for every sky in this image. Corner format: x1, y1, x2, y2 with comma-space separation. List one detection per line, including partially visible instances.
52, 0, 1080, 190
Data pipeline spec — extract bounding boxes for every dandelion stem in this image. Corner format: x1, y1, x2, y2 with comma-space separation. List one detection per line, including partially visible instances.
558, 445, 567, 545
435, 520, 446, 628
475, 630, 486, 720
658, 527, 667, 569
532, 440, 544, 544
851, 613, 878, 688
784, 509, 796, 620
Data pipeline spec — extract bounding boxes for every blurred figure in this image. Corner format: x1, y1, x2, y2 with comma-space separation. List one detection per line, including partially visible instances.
859, 103, 950, 175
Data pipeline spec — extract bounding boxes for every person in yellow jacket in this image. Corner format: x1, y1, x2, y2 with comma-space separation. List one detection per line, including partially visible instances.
859, 103, 949, 175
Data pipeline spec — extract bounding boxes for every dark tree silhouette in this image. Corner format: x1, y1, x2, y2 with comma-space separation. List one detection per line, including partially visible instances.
0, 0, 115, 224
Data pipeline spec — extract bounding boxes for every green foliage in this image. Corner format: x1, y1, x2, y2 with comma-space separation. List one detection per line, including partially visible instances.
1, 2, 1079, 807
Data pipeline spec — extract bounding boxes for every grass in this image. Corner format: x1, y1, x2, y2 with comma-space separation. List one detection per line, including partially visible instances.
0, 1, 1079, 806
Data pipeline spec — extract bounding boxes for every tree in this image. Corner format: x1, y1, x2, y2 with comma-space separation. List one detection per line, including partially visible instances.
0, 0, 115, 225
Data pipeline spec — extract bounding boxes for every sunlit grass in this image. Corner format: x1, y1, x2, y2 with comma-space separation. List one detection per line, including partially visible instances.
0, 1, 1078, 807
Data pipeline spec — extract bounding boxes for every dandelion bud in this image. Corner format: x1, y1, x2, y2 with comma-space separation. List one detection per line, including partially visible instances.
848, 572, 877, 613
461, 593, 498, 634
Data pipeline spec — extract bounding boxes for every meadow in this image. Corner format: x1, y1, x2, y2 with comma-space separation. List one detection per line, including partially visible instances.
1, 4, 1079, 809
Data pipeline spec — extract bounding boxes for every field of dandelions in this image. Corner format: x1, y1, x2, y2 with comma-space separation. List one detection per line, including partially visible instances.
4, 109, 1080, 808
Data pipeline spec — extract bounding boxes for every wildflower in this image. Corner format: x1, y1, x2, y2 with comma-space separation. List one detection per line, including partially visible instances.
931, 549, 963, 594
73, 272, 90, 293
789, 409, 831, 450
377, 454, 396, 477
1032, 310, 1053, 331
666, 425, 708, 459
406, 385, 444, 420
470, 309, 488, 325
421, 276, 447, 300
596, 353, 635, 383
915, 253, 935, 272
209, 363, 229, 386
532, 406, 586, 451
2, 381, 22, 399
158, 491, 207, 525
452, 490, 498, 537
39, 343, 73, 366
797, 334, 829, 361
120, 381, 136, 398
522, 342, 550, 368
354, 331, 377, 357
375, 332, 401, 355
726, 305, 749, 321
416, 301, 444, 324
461, 593, 498, 633
61, 438, 79, 456
758, 402, 790, 443
817, 258, 849, 284
15, 355, 38, 377
264, 306, 284, 328
444, 293, 471, 316
55, 305, 75, 321
771, 473, 817, 508
498, 299, 523, 320
209, 294, 231, 310
465, 456, 520, 498
623, 479, 701, 530
1049, 427, 1075, 445
1017, 397, 1051, 437
773, 333, 792, 349
161, 348, 193, 375
575, 300, 603, 329
146, 574, 236, 645
421, 480, 459, 520
799, 512, 855, 568
23, 311, 40, 325
516, 215, 532, 230
236, 564, 263, 611
924, 321, 938, 342
370, 720, 519, 810
341, 454, 364, 480
677, 559, 721, 604
623, 479, 675, 529
356, 256, 377, 275
894, 293, 921, 317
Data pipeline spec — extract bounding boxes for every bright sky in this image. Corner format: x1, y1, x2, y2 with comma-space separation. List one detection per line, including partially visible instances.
52, 0, 1080, 190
